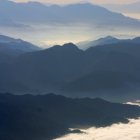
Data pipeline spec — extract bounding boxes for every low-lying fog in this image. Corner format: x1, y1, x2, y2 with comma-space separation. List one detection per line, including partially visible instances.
55, 101, 140, 140
1, 23, 140, 47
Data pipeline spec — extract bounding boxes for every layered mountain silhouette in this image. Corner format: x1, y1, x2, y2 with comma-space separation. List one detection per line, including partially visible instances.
1, 2, 140, 140
1, 36, 140, 101
0, 1, 140, 29
1, 0, 140, 46
63, 41, 140, 100
0, 93, 140, 140
0, 35, 41, 64
0, 35, 41, 55
77, 36, 140, 50
77, 36, 120, 50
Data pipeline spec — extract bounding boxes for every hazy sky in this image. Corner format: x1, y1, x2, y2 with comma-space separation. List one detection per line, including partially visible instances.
12, 0, 139, 4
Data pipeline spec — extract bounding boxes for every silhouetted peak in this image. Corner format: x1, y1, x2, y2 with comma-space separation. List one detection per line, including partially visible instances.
62, 43, 78, 48
67, 3, 104, 9
49, 43, 80, 52
100, 36, 118, 41
26, 1, 47, 7
93, 97, 110, 103
46, 45, 62, 52
69, 3, 93, 7
51, 45, 61, 48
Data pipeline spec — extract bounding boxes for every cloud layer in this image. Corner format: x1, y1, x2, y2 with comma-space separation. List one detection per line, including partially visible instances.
55, 118, 140, 140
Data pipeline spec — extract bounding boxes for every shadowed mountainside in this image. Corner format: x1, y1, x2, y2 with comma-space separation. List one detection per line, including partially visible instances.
0, 93, 140, 140
1, 36, 140, 101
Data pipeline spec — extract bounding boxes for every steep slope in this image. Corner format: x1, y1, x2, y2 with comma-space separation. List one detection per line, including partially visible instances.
0, 35, 41, 65
0, 35, 41, 55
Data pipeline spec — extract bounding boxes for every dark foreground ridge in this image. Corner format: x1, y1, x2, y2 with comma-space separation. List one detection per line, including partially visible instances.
0, 93, 140, 140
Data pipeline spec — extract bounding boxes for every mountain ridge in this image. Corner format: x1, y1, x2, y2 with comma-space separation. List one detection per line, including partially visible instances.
1, 36, 140, 101
0, 35, 41, 55
0, 1, 140, 27
77, 36, 140, 50
0, 1, 140, 44
0, 93, 140, 140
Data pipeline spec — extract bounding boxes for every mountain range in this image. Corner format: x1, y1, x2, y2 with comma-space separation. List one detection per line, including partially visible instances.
1, 1, 140, 45
0, 93, 140, 140
0, 35, 41, 64
77, 36, 140, 50
1, 35, 140, 101
0, 1, 140, 29
1, 2, 140, 140
77, 36, 120, 50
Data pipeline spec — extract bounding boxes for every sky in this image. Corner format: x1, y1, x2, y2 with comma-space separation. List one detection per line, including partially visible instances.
12, 0, 139, 4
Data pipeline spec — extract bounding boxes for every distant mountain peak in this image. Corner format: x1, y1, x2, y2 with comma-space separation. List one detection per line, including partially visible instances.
97, 36, 119, 42
93, 97, 111, 103
102, 36, 118, 40
25, 1, 47, 7
46, 43, 80, 54
63, 43, 78, 48
0, 34, 41, 55
77, 36, 119, 50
